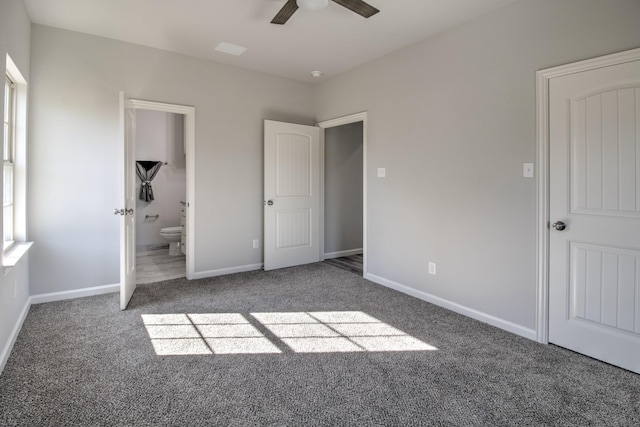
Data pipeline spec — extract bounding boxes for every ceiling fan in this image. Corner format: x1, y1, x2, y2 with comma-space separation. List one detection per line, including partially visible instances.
271, 0, 380, 25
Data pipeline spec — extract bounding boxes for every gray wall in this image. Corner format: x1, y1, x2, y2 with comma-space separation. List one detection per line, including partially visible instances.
324, 122, 363, 255
135, 110, 186, 252
0, 0, 31, 368
28, 25, 315, 294
315, 0, 640, 332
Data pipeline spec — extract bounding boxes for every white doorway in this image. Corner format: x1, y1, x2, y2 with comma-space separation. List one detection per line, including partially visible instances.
135, 109, 186, 283
319, 112, 368, 276
262, 113, 368, 274
119, 96, 196, 309
536, 48, 640, 373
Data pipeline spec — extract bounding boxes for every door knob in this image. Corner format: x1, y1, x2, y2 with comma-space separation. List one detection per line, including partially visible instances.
125, 208, 134, 215
266, 200, 274, 206
114, 208, 125, 216
552, 221, 566, 231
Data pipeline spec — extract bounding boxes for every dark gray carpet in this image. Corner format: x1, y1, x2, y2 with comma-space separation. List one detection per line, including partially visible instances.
1, 262, 639, 426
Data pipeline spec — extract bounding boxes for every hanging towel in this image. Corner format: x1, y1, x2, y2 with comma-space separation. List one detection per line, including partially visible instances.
136, 161, 163, 202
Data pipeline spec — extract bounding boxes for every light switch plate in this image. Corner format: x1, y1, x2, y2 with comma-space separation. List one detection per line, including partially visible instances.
377, 168, 386, 178
523, 163, 534, 178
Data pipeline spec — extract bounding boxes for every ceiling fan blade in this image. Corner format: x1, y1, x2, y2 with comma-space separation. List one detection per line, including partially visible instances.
331, 0, 379, 18
271, 0, 299, 25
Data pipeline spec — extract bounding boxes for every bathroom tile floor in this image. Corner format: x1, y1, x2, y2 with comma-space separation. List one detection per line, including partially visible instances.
136, 248, 186, 285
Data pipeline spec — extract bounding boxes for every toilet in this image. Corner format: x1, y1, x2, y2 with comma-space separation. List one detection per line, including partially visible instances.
160, 226, 182, 255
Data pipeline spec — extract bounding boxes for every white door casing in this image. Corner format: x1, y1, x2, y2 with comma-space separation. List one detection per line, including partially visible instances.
119, 92, 136, 310
542, 51, 640, 373
317, 112, 368, 276
119, 97, 196, 309
264, 120, 320, 271
126, 99, 196, 280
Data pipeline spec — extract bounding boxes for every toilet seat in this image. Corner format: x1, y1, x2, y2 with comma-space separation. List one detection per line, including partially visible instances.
160, 226, 182, 235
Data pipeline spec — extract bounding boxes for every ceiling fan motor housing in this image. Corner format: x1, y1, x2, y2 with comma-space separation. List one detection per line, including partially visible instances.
297, 0, 329, 10
271, 0, 380, 25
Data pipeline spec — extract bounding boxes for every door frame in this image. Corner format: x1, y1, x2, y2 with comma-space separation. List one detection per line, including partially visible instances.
317, 112, 368, 276
126, 99, 196, 279
535, 47, 640, 344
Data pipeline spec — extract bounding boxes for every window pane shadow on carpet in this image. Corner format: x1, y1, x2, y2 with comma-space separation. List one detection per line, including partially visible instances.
141, 311, 438, 355
1, 262, 639, 426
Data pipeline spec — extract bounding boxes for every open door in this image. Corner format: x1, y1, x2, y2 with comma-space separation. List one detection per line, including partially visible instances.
119, 92, 136, 309
264, 120, 320, 270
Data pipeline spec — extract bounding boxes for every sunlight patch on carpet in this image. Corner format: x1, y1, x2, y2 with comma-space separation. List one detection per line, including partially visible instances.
141, 313, 281, 355
254, 311, 437, 353
142, 311, 437, 356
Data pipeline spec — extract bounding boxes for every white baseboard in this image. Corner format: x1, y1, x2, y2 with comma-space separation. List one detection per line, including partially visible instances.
364, 273, 537, 341
190, 263, 263, 280
30, 283, 120, 305
0, 298, 31, 375
324, 248, 363, 260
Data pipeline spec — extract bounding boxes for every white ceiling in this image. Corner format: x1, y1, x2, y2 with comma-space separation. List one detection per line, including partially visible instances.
23, 0, 517, 83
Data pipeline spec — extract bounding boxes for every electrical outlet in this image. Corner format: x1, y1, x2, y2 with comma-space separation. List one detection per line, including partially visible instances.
428, 262, 437, 276
253, 239, 259, 249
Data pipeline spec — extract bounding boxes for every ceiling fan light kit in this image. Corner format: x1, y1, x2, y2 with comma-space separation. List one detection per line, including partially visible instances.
271, 0, 379, 25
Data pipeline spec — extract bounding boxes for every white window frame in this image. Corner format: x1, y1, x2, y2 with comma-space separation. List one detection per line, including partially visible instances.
3, 74, 15, 251
3, 53, 29, 265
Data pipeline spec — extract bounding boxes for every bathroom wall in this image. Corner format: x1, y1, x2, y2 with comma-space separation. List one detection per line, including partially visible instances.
324, 122, 363, 256
135, 109, 186, 252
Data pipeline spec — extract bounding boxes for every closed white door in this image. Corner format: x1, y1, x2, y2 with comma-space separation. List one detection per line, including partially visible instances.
264, 120, 320, 271
119, 93, 136, 309
549, 59, 640, 373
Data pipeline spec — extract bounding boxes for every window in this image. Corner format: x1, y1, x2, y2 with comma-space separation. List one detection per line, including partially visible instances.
3, 74, 15, 250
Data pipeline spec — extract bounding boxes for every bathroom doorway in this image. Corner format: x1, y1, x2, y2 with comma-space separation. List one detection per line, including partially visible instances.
135, 109, 186, 284
120, 98, 195, 291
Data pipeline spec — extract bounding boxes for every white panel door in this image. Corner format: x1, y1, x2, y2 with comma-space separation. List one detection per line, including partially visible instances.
264, 120, 320, 271
119, 93, 136, 310
549, 60, 640, 373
